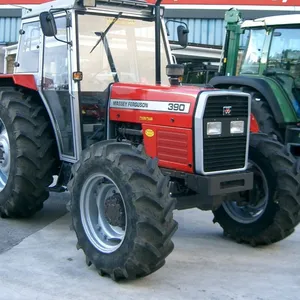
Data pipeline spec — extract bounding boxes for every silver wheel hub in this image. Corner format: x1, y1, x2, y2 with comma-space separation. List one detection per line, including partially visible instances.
80, 173, 127, 254
0, 119, 10, 191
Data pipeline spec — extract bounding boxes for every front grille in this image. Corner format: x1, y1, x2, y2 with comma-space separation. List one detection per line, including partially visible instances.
203, 136, 247, 172
202, 94, 249, 173
204, 95, 249, 118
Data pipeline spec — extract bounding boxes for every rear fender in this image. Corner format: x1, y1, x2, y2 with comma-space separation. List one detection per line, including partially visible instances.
0, 74, 63, 159
0, 74, 38, 91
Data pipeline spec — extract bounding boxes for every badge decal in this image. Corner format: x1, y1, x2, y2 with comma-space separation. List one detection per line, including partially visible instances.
223, 106, 232, 116
145, 129, 155, 137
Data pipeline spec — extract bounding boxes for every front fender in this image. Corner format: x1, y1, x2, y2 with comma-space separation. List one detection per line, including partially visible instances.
209, 75, 297, 125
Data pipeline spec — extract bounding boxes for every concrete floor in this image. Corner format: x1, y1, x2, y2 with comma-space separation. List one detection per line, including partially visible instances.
0, 193, 68, 254
0, 194, 299, 300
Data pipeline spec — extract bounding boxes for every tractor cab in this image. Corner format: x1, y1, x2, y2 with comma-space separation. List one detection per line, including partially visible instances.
216, 10, 300, 118
14, 0, 188, 160
210, 9, 300, 156
240, 16, 300, 115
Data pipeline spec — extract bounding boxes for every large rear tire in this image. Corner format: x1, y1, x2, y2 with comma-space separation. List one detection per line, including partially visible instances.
69, 141, 178, 281
0, 87, 58, 218
213, 133, 300, 246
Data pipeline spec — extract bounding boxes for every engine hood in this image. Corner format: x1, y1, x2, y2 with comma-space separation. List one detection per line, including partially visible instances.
109, 82, 215, 128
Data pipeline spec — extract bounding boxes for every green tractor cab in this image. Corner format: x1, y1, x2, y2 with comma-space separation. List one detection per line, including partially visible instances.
210, 8, 300, 156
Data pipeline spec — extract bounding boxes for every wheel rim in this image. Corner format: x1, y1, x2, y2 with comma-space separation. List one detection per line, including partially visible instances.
80, 173, 127, 254
0, 118, 10, 191
222, 162, 269, 224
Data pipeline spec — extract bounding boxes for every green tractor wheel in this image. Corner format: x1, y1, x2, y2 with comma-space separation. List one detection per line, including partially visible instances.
213, 133, 300, 246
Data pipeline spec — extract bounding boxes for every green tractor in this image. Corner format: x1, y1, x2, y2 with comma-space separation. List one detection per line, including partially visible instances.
210, 8, 300, 156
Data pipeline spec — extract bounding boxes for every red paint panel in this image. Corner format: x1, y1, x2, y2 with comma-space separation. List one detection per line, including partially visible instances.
0, 0, 50, 3
0, 74, 38, 91
250, 113, 260, 133
2, 0, 296, 4
158, 0, 298, 5
111, 83, 202, 101
110, 83, 202, 172
110, 108, 193, 128
142, 124, 194, 173
110, 83, 204, 128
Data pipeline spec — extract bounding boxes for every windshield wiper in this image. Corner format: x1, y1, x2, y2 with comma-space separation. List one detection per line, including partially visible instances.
90, 12, 123, 54
97, 32, 119, 82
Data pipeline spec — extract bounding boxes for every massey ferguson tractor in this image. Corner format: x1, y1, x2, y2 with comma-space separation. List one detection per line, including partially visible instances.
210, 8, 300, 156
0, 0, 300, 281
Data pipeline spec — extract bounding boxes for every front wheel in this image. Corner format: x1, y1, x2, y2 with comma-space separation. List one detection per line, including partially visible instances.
213, 133, 300, 246
69, 141, 178, 281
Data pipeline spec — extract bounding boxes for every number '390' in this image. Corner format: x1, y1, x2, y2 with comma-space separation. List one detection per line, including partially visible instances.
167, 103, 186, 112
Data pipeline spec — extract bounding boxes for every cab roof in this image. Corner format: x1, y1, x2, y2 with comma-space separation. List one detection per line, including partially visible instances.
23, 0, 151, 19
242, 14, 300, 28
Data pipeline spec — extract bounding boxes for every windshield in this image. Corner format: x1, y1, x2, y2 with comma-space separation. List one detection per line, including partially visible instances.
266, 27, 300, 116
267, 27, 300, 86
77, 13, 170, 92
240, 29, 266, 75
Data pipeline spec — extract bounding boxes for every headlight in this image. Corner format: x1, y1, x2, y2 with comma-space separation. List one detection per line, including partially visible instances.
207, 122, 222, 135
230, 120, 244, 134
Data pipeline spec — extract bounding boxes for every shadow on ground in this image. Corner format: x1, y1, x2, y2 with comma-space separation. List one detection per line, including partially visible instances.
0, 192, 69, 253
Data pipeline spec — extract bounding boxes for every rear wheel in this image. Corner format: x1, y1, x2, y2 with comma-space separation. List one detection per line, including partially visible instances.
0, 87, 58, 218
213, 133, 300, 246
69, 141, 178, 281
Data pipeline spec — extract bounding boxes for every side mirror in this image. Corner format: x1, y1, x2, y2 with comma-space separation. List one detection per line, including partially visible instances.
177, 25, 189, 48
39, 11, 57, 37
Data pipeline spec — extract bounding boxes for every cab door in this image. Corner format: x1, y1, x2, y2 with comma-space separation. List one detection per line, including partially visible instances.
41, 14, 79, 162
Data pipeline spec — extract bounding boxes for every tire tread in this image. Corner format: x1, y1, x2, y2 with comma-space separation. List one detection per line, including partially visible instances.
213, 133, 300, 245
70, 141, 177, 281
0, 87, 58, 218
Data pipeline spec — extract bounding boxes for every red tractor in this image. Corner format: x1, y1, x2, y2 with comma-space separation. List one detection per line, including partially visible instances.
0, 0, 299, 281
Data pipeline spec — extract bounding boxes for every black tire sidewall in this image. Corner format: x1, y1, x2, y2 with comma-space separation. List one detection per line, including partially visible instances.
251, 95, 283, 142
214, 139, 279, 235
251, 98, 270, 133
0, 88, 58, 217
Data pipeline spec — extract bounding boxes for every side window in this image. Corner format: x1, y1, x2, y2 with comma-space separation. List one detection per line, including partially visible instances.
15, 21, 40, 73
42, 16, 74, 157
43, 17, 68, 90
240, 29, 265, 75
